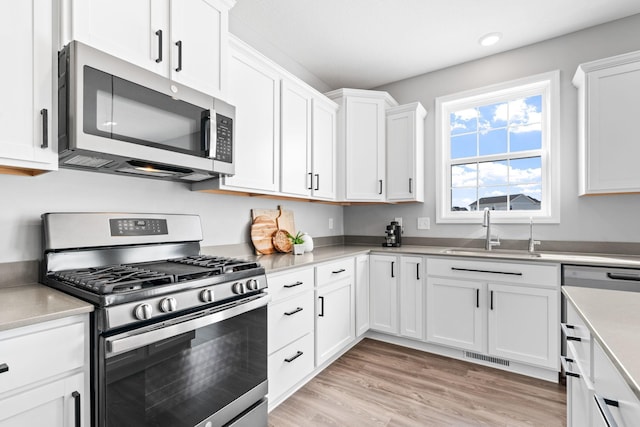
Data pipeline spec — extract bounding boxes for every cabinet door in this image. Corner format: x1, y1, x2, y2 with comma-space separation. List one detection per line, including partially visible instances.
221, 40, 280, 192
67, 0, 168, 76
311, 98, 337, 200
0, 0, 57, 172
487, 284, 559, 369
369, 255, 398, 334
170, 0, 229, 97
0, 372, 86, 427
399, 256, 424, 340
345, 97, 386, 201
316, 279, 354, 366
355, 254, 370, 337
426, 277, 485, 352
386, 103, 425, 202
280, 79, 312, 197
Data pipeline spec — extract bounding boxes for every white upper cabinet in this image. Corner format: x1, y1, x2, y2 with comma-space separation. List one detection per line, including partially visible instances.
310, 97, 338, 200
63, 0, 234, 97
0, 0, 57, 175
574, 50, 640, 195
326, 89, 398, 202
386, 102, 427, 202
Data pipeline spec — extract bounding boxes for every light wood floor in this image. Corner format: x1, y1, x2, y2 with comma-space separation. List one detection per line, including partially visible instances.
268, 338, 566, 427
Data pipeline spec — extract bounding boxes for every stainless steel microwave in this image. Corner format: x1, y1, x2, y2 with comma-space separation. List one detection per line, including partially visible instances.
58, 41, 234, 182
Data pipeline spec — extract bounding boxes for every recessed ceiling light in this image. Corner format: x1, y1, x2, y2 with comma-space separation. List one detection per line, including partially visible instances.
479, 32, 502, 47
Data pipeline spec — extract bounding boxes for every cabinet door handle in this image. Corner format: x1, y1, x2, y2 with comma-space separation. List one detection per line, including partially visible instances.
379, 179, 383, 195
284, 281, 303, 288
40, 108, 48, 148
0, 363, 8, 374
175, 40, 183, 72
284, 350, 304, 363
72, 391, 81, 427
155, 29, 163, 63
315, 173, 320, 191
284, 307, 303, 316
332, 269, 346, 274
490, 290, 494, 310
318, 296, 324, 317
476, 289, 479, 308
416, 263, 420, 280
308, 172, 313, 190
391, 261, 395, 278
409, 178, 413, 194
593, 394, 619, 427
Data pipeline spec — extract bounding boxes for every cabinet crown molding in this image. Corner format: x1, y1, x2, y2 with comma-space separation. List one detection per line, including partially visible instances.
386, 101, 427, 118
325, 88, 398, 108
573, 49, 640, 87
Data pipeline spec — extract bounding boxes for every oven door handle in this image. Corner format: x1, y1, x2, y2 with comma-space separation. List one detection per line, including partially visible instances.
106, 294, 270, 357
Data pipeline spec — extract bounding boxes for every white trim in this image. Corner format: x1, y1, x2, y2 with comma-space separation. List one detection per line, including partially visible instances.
435, 70, 560, 224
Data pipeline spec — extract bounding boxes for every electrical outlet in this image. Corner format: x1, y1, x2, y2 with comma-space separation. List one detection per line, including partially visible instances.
417, 217, 430, 230
328, 218, 334, 229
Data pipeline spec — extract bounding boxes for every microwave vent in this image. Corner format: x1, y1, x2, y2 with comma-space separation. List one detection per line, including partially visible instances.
63, 155, 114, 169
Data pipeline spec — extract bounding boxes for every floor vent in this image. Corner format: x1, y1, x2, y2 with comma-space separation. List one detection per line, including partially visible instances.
464, 351, 510, 366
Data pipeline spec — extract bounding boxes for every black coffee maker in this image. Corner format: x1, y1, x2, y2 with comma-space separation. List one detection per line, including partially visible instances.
382, 220, 402, 247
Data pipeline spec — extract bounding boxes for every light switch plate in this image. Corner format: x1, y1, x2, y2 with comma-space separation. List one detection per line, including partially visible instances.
417, 217, 430, 230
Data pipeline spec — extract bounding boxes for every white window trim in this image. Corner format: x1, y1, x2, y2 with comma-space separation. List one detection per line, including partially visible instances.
435, 70, 561, 224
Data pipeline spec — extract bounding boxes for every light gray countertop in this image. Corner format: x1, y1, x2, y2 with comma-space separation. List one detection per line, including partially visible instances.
562, 286, 640, 400
0, 284, 94, 332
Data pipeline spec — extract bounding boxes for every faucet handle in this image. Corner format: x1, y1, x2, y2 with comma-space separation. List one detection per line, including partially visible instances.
528, 238, 541, 253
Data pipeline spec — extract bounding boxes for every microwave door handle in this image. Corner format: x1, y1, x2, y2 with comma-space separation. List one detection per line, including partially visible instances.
202, 113, 213, 158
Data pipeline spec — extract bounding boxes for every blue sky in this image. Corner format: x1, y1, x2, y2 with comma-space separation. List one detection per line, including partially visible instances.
449, 95, 542, 210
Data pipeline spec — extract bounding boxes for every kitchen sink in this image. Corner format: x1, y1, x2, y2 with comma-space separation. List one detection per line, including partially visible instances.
440, 247, 542, 259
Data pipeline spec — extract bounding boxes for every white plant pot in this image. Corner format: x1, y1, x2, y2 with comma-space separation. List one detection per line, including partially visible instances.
293, 244, 305, 255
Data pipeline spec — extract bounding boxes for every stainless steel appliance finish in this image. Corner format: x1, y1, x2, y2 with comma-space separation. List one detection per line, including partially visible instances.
41, 212, 268, 427
563, 265, 640, 292
58, 41, 235, 182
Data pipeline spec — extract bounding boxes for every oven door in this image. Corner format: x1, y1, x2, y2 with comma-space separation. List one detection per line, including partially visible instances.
99, 294, 268, 427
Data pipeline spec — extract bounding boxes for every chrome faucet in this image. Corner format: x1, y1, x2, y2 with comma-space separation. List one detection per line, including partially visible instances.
528, 217, 541, 253
482, 208, 500, 250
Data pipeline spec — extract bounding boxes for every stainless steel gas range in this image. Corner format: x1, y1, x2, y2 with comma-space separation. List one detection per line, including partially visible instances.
41, 212, 269, 427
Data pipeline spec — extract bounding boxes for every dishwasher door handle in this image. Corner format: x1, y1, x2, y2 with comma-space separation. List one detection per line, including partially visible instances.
606, 272, 640, 281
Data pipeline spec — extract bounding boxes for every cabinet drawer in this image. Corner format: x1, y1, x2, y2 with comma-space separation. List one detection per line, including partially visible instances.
268, 291, 314, 354
316, 258, 354, 287
0, 320, 85, 394
427, 257, 559, 288
564, 301, 592, 375
268, 333, 314, 402
267, 267, 314, 302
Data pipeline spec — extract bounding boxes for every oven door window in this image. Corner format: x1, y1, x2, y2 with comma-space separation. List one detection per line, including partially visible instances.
83, 66, 208, 156
104, 306, 266, 427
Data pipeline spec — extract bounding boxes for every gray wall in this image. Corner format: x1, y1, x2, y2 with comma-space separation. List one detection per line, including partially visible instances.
0, 170, 343, 263
345, 14, 640, 245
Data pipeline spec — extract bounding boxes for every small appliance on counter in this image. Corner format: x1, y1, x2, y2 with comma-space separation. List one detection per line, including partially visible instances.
382, 220, 402, 247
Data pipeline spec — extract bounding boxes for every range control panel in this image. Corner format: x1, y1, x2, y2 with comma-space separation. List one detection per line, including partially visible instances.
109, 218, 168, 236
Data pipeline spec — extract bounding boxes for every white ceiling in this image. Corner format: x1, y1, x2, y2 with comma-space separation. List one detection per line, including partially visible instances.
229, 0, 640, 90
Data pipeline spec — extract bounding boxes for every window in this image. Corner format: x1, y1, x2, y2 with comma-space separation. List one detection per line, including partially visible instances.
435, 71, 560, 223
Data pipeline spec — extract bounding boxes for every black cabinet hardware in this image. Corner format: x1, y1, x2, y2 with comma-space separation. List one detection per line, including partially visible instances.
331, 269, 346, 274
451, 267, 523, 276
566, 336, 582, 342
284, 281, 303, 288
175, 40, 183, 72
409, 178, 412, 194
284, 307, 303, 316
416, 263, 420, 280
308, 172, 313, 190
490, 290, 494, 310
0, 363, 8, 374
476, 289, 479, 308
391, 261, 395, 278
155, 29, 163, 63
379, 179, 383, 195
40, 108, 48, 148
284, 351, 304, 363
314, 173, 319, 191
72, 391, 81, 427
318, 296, 324, 317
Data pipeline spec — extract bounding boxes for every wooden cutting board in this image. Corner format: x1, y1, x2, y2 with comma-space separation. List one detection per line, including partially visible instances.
250, 215, 278, 255
251, 206, 296, 238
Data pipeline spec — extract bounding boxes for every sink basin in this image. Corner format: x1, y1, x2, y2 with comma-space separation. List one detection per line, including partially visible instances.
441, 248, 542, 259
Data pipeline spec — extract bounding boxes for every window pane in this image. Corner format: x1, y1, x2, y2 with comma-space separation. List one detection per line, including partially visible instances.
509, 184, 542, 210
479, 128, 507, 156
510, 157, 541, 184
509, 95, 541, 126
478, 102, 507, 130
476, 186, 510, 211
451, 163, 477, 188
450, 108, 477, 135
510, 125, 541, 152
478, 160, 508, 186
451, 133, 477, 159
451, 187, 476, 211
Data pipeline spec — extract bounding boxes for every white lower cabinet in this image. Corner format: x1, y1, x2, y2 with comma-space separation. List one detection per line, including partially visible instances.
369, 254, 398, 334
268, 333, 315, 405
315, 258, 355, 366
0, 315, 89, 427
355, 254, 370, 337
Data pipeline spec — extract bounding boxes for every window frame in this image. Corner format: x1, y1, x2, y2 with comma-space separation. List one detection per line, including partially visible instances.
435, 70, 560, 224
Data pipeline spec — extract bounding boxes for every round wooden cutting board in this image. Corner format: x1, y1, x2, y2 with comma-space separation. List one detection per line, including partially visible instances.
250, 215, 278, 254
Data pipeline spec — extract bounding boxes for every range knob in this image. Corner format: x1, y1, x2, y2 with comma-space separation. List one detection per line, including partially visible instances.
246, 278, 260, 291
200, 288, 214, 303
134, 303, 153, 320
159, 297, 177, 313
232, 281, 246, 295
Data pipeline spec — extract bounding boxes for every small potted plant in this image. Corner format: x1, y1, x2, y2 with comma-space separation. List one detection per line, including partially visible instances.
287, 231, 305, 255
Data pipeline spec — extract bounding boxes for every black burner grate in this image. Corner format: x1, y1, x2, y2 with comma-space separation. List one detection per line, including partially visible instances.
54, 265, 174, 294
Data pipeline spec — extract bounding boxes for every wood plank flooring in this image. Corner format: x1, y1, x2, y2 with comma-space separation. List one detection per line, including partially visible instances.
268, 338, 566, 427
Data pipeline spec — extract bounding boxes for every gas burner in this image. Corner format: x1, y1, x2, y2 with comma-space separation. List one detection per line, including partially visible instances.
53, 265, 173, 294
169, 255, 260, 274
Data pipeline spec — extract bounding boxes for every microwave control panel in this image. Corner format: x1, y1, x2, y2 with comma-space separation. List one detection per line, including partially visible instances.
215, 115, 233, 163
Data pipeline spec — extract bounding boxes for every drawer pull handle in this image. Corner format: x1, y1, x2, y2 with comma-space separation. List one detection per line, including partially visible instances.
594, 394, 619, 427
284, 281, 303, 288
332, 269, 346, 274
560, 356, 580, 378
284, 351, 304, 363
561, 323, 588, 342
155, 29, 163, 63
451, 267, 523, 276
284, 307, 303, 316
72, 391, 81, 427
175, 40, 183, 72
567, 336, 582, 342
0, 363, 8, 374
318, 296, 324, 317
